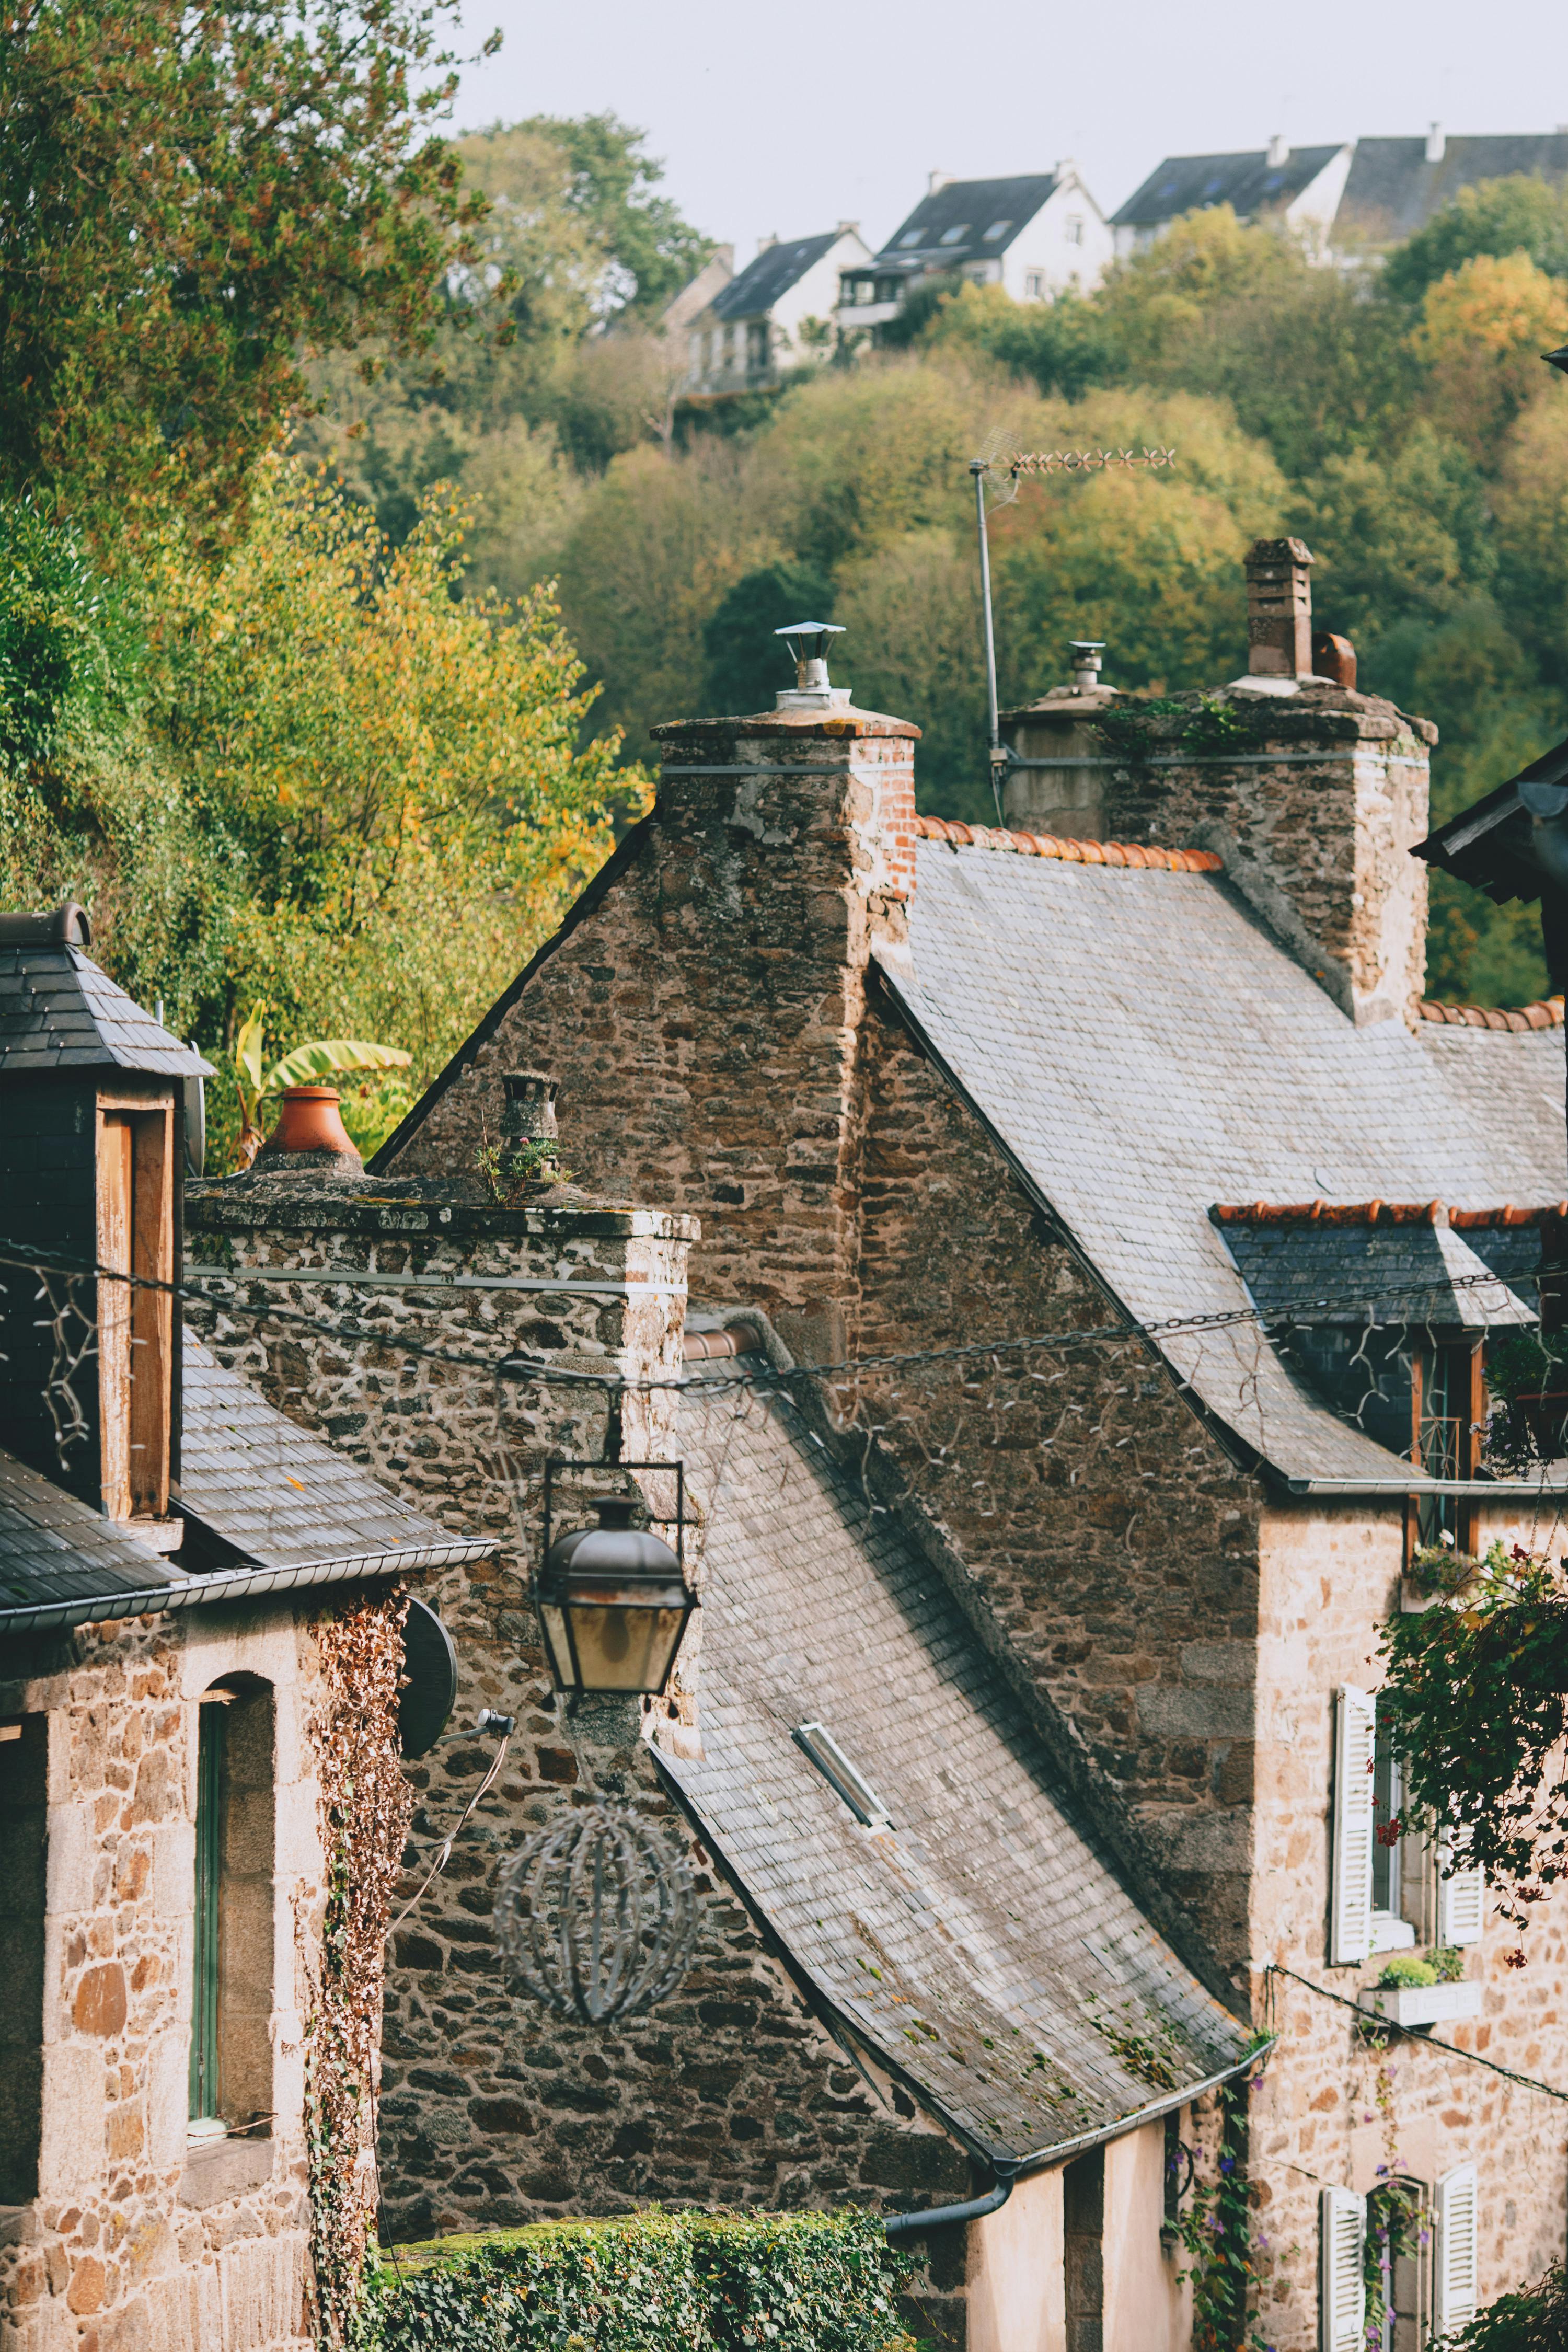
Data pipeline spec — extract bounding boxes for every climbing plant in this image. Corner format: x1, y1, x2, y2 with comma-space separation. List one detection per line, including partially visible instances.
305, 1592, 416, 2347
1173, 2042, 1276, 2352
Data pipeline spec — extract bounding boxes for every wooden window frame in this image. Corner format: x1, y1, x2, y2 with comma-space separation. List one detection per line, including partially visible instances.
96, 1088, 174, 1521
1408, 1336, 1484, 1563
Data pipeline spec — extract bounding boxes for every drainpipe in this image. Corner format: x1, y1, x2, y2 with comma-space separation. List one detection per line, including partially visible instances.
885, 2156, 1019, 2239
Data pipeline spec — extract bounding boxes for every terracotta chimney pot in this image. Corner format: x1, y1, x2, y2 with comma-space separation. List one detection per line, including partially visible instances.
260, 1086, 362, 1167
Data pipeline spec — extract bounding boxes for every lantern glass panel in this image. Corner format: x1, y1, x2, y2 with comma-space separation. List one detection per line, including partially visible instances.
544, 1595, 690, 1692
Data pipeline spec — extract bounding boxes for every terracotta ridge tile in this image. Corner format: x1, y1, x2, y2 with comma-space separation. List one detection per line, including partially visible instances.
1214, 1198, 1568, 1228
910, 814, 1222, 872
1417, 994, 1565, 1030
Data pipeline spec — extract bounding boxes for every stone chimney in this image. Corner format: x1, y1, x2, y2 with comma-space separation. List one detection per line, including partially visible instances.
1092, 544, 1435, 1025
377, 630, 919, 1365
1245, 537, 1314, 680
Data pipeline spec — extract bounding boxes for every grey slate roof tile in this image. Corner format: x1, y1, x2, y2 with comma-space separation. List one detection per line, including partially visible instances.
0, 944, 211, 1079
662, 1367, 1248, 2161
880, 845, 1567, 1485
1217, 1219, 1535, 1329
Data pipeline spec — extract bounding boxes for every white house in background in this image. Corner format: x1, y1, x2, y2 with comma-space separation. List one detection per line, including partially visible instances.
835, 168, 1112, 340
660, 244, 734, 338
1110, 137, 1352, 257
684, 226, 869, 397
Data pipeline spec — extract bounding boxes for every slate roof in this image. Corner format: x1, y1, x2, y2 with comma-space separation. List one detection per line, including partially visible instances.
878, 837, 1567, 1490
870, 175, 1060, 271
660, 1364, 1248, 2162
710, 234, 841, 321
0, 942, 211, 1078
1214, 1215, 1535, 1330
1111, 146, 1343, 230
0, 1331, 493, 1631
1336, 135, 1568, 247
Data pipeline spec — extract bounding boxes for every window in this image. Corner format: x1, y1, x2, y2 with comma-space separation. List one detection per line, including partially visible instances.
1333, 1688, 1484, 1963
1414, 1339, 1483, 1551
938, 223, 970, 245
792, 1722, 893, 1828
1065, 215, 1084, 245
983, 218, 1012, 240
96, 1090, 175, 1523
1024, 269, 1045, 298
190, 1681, 275, 2141
851, 278, 875, 304
876, 278, 900, 303
746, 320, 770, 373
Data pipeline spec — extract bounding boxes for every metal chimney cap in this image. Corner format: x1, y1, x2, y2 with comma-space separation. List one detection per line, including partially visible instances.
1068, 640, 1105, 654
774, 621, 845, 639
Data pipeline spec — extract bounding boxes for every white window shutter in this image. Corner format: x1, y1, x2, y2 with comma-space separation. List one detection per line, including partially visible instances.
1436, 1833, 1486, 1947
1320, 2186, 1367, 2352
1331, 1687, 1377, 1965
1435, 2162, 1480, 2336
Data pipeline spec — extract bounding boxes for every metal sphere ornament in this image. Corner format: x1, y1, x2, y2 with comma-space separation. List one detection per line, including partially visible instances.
493, 1802, 698, 2022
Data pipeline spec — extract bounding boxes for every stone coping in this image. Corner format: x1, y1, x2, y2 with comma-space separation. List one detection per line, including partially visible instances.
652, 707, 920, 743
186, 1177, 698, 1243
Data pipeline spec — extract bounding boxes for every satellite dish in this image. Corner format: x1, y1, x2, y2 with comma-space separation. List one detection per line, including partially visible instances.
399, 1598, 458, 1757
185, 1065, 206, 1177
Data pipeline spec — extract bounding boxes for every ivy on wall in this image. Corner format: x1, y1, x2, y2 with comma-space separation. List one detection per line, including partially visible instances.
358, 2208, 921, 2351
306, 1592, 417, 2348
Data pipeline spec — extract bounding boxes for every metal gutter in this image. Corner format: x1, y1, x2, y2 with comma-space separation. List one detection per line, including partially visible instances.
1281, 1476, 1568, 1498
0, 1537, 494, 1635
885, 2045, 1269, 2235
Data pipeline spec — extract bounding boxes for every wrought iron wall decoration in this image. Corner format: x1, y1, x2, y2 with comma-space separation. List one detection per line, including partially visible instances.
493, 1801, 699, 2022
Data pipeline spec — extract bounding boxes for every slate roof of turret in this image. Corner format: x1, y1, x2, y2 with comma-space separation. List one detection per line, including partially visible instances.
0, 939, 211, 1078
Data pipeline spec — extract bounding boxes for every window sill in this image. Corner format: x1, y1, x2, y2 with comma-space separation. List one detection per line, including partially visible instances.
1370, 1913, 1416, 1952
178, 2133, 272, 2208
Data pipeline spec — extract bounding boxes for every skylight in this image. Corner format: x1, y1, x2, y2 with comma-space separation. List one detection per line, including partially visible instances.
983, 220, 1012, 240
898, 229, 923, 247
939, 224, 971, 246
792, 1722, 894, 1829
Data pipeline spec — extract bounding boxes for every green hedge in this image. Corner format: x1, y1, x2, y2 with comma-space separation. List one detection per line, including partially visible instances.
361, 2208, 922, 2350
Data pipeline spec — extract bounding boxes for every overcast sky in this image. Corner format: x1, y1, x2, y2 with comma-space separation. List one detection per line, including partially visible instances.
452, 0, 1568, 266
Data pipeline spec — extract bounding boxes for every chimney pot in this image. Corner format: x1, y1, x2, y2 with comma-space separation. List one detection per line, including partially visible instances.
928, 170, 952, 195
1069, 639, 1104, 691
1267, 133, 1289, 168
1311, 630, 1357, 690
1425, 122, 1445, 164
501, 1071, 559, 1143
255, 1086, 363, 1173
1244, 537, 1315, 678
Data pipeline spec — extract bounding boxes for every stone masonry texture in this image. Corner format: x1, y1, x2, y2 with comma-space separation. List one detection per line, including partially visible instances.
181, 1175, 973, 2346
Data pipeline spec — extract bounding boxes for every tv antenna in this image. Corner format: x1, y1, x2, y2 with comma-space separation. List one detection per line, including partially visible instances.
969, 437, 1177, 823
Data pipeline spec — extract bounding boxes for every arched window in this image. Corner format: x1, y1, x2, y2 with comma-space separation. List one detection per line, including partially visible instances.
189, 1679, 275, 2141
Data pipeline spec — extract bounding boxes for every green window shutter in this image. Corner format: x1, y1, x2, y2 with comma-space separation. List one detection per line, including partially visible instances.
189, 1702, 224, 2122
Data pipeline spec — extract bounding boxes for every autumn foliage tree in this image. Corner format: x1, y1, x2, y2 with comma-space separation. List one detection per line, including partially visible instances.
0, 0, 492, 516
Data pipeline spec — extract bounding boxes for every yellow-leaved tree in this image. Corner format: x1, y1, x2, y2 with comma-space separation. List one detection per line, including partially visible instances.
128, 454, 641, 1151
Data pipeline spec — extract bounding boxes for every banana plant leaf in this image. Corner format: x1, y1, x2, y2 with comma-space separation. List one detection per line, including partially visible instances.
264, 1038, 412, 1090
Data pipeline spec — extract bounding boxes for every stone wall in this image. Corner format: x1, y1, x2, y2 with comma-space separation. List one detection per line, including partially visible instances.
1246, 1498, 1568, 2351
182, 1174, 977, 2342
0, 1601, 332, 2352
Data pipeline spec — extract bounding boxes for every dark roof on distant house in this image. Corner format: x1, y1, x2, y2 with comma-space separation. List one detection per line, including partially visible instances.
1111, 145, 1343, 230
0, 929, 211, 1079
0, 1331, 493, 1631
1413, 733, 1568, 907
1336, 134, 1568, 248
710, 234, 841, 321
869, 174, 1060, 272
874, 828, 1566, 1494
661, 1359, 1248, 2163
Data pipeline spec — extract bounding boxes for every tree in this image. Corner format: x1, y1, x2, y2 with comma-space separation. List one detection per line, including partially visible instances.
0, 0, 490, 519
1410, 252, 1568, 463
512, 112, 712, 320
2, 459, 637, 1154
701, 561, 836, 719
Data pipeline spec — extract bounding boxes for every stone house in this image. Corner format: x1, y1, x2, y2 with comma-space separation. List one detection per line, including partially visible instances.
837, 169, 1111, 342
151, 533, 1568, 2352
0, 907, 492, 2352
684, 227, 868, 400
1113, 126, 1568, 260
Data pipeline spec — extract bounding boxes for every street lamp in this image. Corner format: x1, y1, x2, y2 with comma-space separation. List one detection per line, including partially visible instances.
534, 1462, 697, 1696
